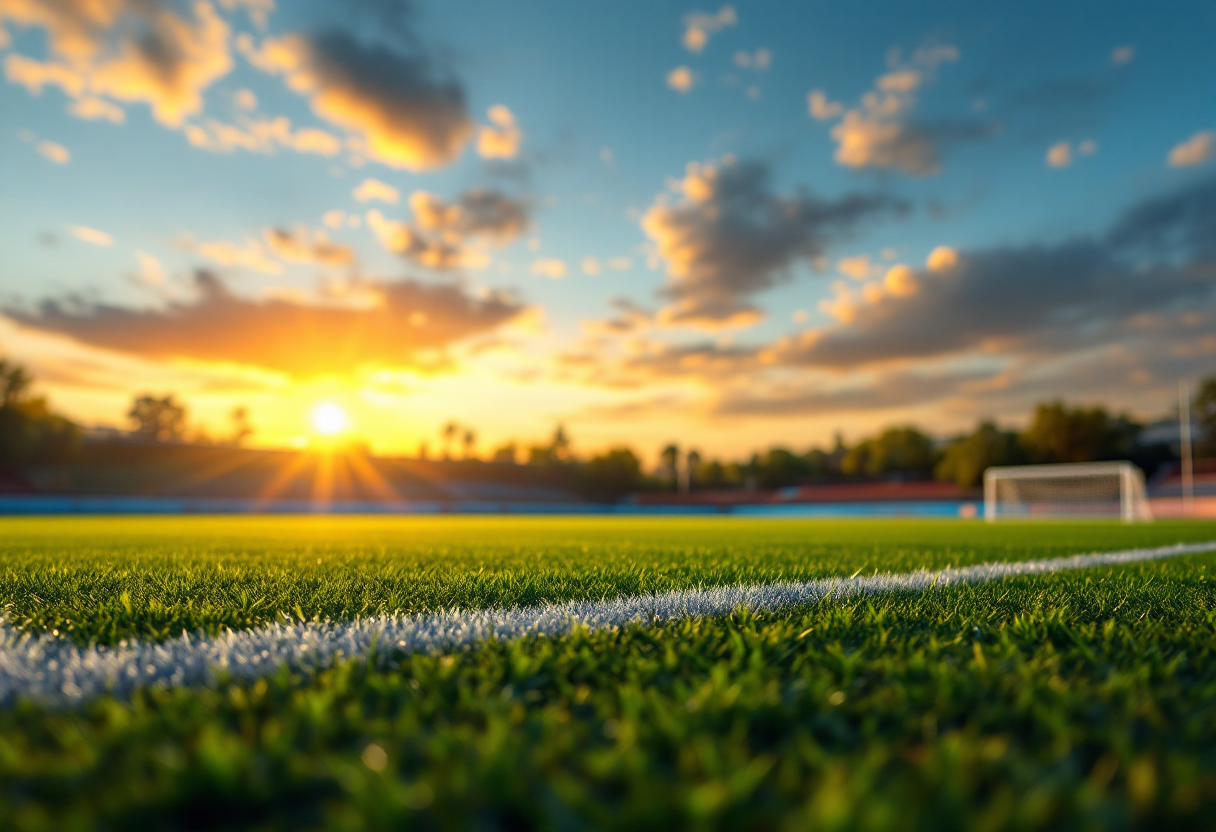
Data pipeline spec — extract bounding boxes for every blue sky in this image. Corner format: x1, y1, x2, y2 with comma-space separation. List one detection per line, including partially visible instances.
0, 0, 1213, 458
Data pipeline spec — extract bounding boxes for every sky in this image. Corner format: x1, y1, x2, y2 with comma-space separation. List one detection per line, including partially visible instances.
1, 0, 1214, 460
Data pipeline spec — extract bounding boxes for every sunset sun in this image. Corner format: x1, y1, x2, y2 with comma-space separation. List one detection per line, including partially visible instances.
310, 403, 348, 437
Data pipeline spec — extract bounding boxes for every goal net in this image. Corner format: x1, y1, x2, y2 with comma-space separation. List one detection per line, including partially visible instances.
984, 462, 1153, 522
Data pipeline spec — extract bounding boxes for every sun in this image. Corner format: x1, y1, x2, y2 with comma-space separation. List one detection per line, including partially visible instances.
310, 402, 349, 437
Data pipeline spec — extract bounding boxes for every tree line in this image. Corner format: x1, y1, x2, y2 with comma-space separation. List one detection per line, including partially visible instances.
2, 355, 1214, 502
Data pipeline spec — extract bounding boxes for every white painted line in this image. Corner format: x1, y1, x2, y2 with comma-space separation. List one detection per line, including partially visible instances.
2, 540, 1214, 708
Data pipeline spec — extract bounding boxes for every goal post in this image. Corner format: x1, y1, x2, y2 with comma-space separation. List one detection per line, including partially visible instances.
984, 461, 1153, 523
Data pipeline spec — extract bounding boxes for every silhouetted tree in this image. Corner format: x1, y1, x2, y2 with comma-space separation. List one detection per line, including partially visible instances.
685, 449, 702, 491
0, 359, 79, 465
659, 443, 680, 489
228, 406, 253, 446
551, 424, 571, 462
1020, 401, 1139, 463
492, 442, 518, 464
935, 422, 1024, 488
0, 360, 32, 407
441, 421, 459, 459
842, 427, 937, 477
463, 429, 477, 459
579, 447, 644, 503
127, 395, 187, 442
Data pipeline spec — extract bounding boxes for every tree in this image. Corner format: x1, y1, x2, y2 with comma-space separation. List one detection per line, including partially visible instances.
754, 447, 811, 488
579, 447, 644, 503
685, 449, 702, 491
659, 443, 680, 489
228, 406, 253, 446
127, 395, 187, 442
492, 442, 518, 464
462, 428, 477, 459
935, 422, 1024, 488
550, 424, 571, 462
1194, 376, 1216, 455
0, 359, 79, 465
441, 421, 459, 459
841, 426, 938, 477
0, 360, 32, 407
1020, 401, 1139, 463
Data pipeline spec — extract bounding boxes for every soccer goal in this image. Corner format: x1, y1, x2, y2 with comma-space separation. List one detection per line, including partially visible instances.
984, 461, 1153, 522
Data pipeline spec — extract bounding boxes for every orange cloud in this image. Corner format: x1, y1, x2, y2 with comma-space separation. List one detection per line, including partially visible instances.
352, 177, 400, 204
5, 272, 526, 377
36, 139, 69, 164
531, 258, 567, 279
262, 227, 354, 267
2, 1, 234, 127
666, 66, 694, 93
184, 115, 342, 156
642, 158, 902, 328
1168, 131, 1215, 167
822, 45, 985, 176
69, 224, 113, 246
368, 188, 530, 270
477, 104, 522, 159
241, 29, 472, 170
681, 6, 736, 53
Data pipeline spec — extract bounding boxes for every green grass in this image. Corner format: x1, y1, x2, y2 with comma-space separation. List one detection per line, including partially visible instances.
3, 516, 1215, 645
3, 517, 1216, 831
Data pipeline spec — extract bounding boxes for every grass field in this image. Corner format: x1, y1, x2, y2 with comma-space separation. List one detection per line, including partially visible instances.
3, 517, 1216, 830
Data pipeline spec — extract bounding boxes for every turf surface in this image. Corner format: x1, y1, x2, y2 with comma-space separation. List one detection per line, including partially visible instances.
3, 516, 1215, 645
3, 517, 1216, 831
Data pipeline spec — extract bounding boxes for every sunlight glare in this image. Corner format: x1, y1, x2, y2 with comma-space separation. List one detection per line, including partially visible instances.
311, 403, 349, 436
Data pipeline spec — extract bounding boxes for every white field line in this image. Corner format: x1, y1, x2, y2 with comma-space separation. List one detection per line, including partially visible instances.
3, 540, 1215, 708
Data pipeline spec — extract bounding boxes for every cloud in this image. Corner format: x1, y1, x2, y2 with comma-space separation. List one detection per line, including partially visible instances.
714, 367, 990, 417
477, 104, 521, 159
531, 258, 567, 279
641, 158, 904, 328
241, 27, 472, 170
807, 90, 842, 121
352, 177, 400, 203
837, 254, 875, 280
1046, 141, 1072, 168
262, 227, 354, 267
1169, 131, 1215, 167
233, 88, 257, 110
133, 251, 165, 286
69, 225, 113, 246
774, 177, 1216, 370
69, 95, 124, 122
666, 66, 694, 93
681, 6, 736, 53
1046, 139, 1097, 168
368, 187, 530, 270
5, 271, 526, 377
817, 45, 991, 176
1, 0, 234, 127
1110, 45, 1135, 65
581, 257, 601, 276
183, 115, 342, 156
191, 237, 282, 274
36, 139, 69, 163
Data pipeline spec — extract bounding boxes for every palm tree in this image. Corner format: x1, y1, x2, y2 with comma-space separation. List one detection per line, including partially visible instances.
551, 423, 570, 462
463, 428, 477, 459
441, 421, 458, 459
